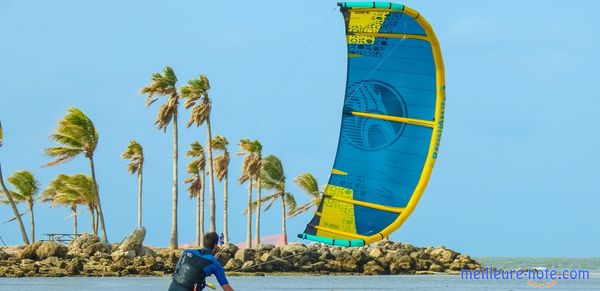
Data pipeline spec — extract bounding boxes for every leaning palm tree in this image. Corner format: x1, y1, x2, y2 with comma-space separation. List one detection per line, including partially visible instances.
184, 142, 206, 247
237, 139, 262, 248
121, 140, 144, 228
180, 75, 217, 233
6, 171, 40, 242
43, 108, 108, 242
212, 135, 230, 243
41, 174, 94, 235
255, 155, 296, 245
0, 121, 30, 245
141, 66, 180, 249
290, 173, 321, 218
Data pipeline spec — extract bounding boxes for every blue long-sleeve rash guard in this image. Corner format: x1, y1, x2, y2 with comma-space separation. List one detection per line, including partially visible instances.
178, 249, 229, 286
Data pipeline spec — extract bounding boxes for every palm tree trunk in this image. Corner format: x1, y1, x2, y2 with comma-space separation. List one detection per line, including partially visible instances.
246, 180, 253, 249
206, 117, 216, 233
0, 163, 30, 245
169, 110, 179, 249
94, 207, 99, 235
89, 157, 107, 242
137, 166, 143, 228
223, 174, 229, 243
281, 194, 288, 245
255, 176, 261, 246
89, 205, 96, 234
196, 170, 205, 247
28, 200, 35, 242
72, 205, 78, 236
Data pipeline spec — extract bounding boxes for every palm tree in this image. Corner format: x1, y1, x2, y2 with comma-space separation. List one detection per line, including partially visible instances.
5, 171, 40, 242
237, 139, 262, 248
0, 121, 30, 245
42, 174, 96, 235
257, 155, 297, 245
211, 135, 230, 243
121, 140, 144, 228
184, 142, 206, 247
291, 173, 321, 217
43, 108, 108, 242
180, 75, 217, 233
141, 66, 180, 249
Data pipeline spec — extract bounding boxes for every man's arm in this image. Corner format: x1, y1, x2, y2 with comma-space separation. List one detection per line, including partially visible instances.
221, 284, 234, 291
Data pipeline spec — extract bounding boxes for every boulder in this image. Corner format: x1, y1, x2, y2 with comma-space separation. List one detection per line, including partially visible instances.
18, 241, 42, 259
240, 260, 256, 272
368, 247, 384, 259
389, 255, 415, 274
430, 246, 457, 264
117, 227, 146, 255
363, 260, 386, 275
111, 250, 136, 261
350, 249, 367, 265
234, 249, 254, 261
68, 233, 101, 257
141, 246, 157, 257
36, 242, 68, 259
256, 243, 275, 253
429, 263, 445, 272
224, 258, 243, 271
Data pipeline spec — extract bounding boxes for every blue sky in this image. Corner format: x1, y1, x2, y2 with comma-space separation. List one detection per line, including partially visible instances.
1, 0, 599, 257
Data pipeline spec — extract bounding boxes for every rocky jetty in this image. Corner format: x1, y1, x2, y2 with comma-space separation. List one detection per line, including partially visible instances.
0, 233, 481, 277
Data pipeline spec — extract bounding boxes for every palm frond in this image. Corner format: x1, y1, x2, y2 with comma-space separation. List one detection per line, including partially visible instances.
121, 140, 144, 175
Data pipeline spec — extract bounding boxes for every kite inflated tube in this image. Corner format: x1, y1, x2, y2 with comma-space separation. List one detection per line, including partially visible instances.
299, 2, 445, 246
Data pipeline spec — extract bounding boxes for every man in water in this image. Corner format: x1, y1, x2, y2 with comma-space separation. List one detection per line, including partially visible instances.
169, 232, 234, 291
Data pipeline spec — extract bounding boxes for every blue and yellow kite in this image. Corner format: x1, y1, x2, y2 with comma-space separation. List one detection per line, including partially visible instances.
299, 2, 446, 247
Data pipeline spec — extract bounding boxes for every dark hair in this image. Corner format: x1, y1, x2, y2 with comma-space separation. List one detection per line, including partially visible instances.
203, 232, 219, 249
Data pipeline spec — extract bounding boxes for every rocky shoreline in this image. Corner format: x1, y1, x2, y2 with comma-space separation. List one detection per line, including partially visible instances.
0, 230, 481, 277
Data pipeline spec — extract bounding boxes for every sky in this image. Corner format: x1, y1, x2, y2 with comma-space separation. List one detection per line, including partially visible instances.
1, 0, 599, 257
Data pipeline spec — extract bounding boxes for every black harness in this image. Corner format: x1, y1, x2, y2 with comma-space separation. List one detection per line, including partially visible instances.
172, 249, 213, 290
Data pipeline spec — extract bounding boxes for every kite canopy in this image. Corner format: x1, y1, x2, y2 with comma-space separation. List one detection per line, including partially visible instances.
298, 2, 445, 247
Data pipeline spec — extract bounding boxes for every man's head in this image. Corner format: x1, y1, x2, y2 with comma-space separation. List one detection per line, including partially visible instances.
203, 232, 219, 253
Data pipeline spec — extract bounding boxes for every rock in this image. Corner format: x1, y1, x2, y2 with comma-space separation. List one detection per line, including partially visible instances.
111, 250, 136, 261
430, 247, 457, 264
68, 233, 101, 257
18, 241, 42, 259
86, 242, 112, 256
224, 258, 243, 271
141, 246, 156, 257
389, 255, 415, 274
363, 260, 386, 275
429, 263, 445, 272
350, 249, 367, 264
256, 244, 275, 252
260, 253, 273, 262
220, 243, 238, 255
234, 249, 254, 261
240, 260, 256, 272
35, 242, 68, 259
369, 247, 384, 259
281, 243, 307, 257
118, 227, 146, 255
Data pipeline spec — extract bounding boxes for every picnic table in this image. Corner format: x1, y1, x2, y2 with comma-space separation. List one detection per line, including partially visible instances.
41, 233, 82, 244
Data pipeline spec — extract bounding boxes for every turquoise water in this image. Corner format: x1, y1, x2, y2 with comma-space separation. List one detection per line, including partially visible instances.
0, 258, 598, 290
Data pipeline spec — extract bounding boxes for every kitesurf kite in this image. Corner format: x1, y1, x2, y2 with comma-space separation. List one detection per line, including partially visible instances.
299, 2, 445, 247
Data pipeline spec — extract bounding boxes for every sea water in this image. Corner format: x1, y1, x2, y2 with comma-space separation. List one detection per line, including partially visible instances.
0, 258, 598, 291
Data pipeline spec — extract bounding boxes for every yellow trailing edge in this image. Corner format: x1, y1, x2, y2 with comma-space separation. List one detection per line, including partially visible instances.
351, 111, 434, 128
348, 32, 429, 42
324, 194, 404, 214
